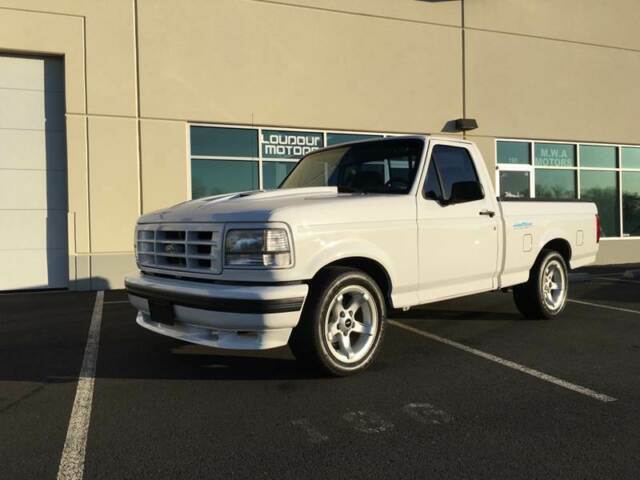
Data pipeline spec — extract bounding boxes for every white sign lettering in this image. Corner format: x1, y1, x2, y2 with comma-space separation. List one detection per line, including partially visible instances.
262, 130, 323, 159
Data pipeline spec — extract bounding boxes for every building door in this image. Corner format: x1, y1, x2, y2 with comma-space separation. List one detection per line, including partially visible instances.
0, 54, 68, 290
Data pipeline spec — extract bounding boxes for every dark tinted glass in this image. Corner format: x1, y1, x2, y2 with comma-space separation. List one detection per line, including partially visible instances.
430, 145, 481, 200
580, 145, 617, 168
263, 161, 296, 189
190, 126, 258, 157
497, 141, 530, 165
580, 170, 619, 237
280, 138, 423, 194
535, 143, 576, 167
500, 170, 530, 198
535, 169, 576, 199
423, 160, 442, 200
623, 172, 640, 237
191, 160, 258, 198
622, 147, 640, 169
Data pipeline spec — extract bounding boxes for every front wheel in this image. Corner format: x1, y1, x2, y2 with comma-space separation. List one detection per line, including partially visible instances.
513, 249, 569, 319
289, 267, 386, 376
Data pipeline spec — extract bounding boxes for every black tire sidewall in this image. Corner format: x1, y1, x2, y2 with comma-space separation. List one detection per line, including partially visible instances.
312, 270, 386, 375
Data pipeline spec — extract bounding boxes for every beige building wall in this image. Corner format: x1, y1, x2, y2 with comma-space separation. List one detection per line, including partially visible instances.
463, 1, 640, 265
0, 0, 637, 290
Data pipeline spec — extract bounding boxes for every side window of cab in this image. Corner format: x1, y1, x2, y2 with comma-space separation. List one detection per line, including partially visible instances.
423, 145, 484, 204
423, 159, 443, 201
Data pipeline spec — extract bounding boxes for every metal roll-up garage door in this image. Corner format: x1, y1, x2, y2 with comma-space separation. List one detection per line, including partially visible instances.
0, 54, 68, 290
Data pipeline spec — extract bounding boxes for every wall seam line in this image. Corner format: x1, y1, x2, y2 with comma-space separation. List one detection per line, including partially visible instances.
249, 0, 640, 53
465, 26, 640, 53
248, 0, 460, 29
81, 15, 92, 283
133, 0, 143, 216
461, 0, 466, 140
0, 5, 84, 18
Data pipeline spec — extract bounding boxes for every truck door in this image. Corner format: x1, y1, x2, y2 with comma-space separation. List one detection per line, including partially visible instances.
417, 141, 499, 303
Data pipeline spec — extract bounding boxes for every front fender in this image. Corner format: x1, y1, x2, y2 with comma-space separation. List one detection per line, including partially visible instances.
294, 223, 420, 308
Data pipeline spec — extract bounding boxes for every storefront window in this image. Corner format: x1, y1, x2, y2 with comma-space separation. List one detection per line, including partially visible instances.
580, 145, 617, 168
498, 138, 640, 238
497, 141, 530, 165
580, 170, 619, 237
261, 130, 324, 159
535, 169, 576, 199
263, 161, 296, 189
622, 172, 640, 237
190, 125, 402, 198
191, 126, 258, 157
622, 147, 640, 169
191, 159, 258, 197
499, 171, 530, 198
535, 143, 575, 167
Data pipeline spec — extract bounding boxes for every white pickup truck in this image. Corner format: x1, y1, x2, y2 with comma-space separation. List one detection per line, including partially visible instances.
125, 136, 599, 375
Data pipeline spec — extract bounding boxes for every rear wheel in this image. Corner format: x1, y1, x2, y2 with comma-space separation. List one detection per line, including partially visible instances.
289, 267, 386, 376
513, 249, 568, 319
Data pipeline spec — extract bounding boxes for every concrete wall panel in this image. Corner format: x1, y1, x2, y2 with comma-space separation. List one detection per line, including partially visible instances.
65, 115, 90, 253
140, 119, 188, 214
466, 30, 640, 144
465, 0, 640, 51
273, 0, 461, 26
0, 1, 137, 116
0, 8, 85, 113
90, 253, 136, 289
88, 116, 139, 253
137, 0, 462, 134
595, 240, 640, 266
467, 135, 496, 186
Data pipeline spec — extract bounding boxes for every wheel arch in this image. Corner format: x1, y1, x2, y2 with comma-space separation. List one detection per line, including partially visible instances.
312, 257, 394, 311
540, 238, 572, 266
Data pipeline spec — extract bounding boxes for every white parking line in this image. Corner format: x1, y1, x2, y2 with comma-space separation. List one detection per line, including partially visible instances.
57, 291, 104, 480
568, 299, 640, 315
103, 300, 130, 305
388, 319, 617, 403
592, 276, 640, 285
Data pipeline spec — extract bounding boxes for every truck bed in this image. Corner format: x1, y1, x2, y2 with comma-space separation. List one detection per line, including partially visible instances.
497, 199, 598, 288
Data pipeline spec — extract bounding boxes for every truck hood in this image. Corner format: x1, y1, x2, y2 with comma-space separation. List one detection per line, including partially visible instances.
138, 187, 415, 225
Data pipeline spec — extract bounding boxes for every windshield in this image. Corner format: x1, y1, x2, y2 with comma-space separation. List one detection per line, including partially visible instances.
279, 138, 424, 194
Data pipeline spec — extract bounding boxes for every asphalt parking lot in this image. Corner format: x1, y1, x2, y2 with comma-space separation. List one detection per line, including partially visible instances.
1, 267, 639, 479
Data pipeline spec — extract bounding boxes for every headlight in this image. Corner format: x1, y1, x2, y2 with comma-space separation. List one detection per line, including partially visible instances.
225, 229, 292, 267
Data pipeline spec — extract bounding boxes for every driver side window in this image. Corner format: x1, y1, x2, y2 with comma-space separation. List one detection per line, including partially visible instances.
423, 145, 482, 203
423, 159, 443, 201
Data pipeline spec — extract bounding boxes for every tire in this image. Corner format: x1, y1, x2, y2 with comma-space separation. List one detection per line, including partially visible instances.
513, 249, 569, 319
289, 267, 387, 376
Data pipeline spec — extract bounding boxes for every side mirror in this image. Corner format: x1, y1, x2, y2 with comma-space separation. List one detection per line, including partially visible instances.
447, 181, 484, 204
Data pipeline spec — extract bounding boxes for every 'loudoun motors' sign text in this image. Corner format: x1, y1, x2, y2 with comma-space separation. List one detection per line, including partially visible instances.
262, 130, 324, 159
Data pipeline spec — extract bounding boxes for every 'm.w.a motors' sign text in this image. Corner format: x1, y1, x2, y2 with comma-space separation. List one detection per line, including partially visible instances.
262, 130, 324, 159
534, 143, 575, 167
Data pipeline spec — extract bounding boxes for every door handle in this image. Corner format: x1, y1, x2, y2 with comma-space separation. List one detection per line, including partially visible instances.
479, 209, 495, 218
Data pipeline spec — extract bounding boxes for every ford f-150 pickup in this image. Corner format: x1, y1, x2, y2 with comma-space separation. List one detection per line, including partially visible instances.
125, 136, 599, 375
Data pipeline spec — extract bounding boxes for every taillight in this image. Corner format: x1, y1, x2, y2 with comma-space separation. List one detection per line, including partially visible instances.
596, 214, 601, 243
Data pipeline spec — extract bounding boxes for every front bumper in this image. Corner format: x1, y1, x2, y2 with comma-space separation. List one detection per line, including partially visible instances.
124, 272, 308, 350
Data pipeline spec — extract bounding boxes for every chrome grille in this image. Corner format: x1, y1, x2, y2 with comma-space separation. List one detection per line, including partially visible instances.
136, 224, 222, 274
